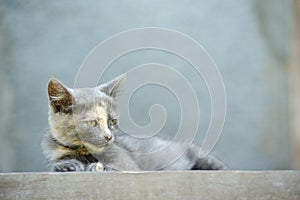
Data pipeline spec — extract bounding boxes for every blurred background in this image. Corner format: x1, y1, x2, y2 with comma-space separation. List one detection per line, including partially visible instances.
0, 0, 299, 172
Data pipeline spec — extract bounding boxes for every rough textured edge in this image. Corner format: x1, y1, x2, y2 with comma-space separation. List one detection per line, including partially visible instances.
0, 171, 299, 200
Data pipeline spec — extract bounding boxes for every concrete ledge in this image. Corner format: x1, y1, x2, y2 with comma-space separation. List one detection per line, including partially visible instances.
0, 171, 299, 200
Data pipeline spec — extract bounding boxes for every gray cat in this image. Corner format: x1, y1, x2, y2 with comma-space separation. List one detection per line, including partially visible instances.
41, 74, 226, 172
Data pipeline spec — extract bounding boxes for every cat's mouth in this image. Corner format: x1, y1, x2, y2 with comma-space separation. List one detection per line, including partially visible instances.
77, 133, 114, 144
80, 135, 114, 152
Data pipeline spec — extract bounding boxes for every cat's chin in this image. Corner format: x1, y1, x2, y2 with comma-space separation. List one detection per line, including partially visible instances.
82, 141, 110, 154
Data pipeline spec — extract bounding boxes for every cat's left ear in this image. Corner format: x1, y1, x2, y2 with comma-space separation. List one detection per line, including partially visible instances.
97, 74, 126, 98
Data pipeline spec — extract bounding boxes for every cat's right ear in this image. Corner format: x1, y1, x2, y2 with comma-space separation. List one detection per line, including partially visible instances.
48, 78, 74, 113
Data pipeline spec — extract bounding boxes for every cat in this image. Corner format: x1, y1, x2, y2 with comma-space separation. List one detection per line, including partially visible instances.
41, 74, 226, 172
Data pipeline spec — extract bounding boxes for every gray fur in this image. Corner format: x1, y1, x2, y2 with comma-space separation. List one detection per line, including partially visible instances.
41, 74, 227, 172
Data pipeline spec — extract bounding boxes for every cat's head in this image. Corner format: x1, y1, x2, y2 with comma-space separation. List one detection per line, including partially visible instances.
47, 74, 125, 153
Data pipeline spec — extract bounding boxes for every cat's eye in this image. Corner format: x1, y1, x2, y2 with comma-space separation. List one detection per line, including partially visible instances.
108, 118, 117, 127
86, 120, 98, 127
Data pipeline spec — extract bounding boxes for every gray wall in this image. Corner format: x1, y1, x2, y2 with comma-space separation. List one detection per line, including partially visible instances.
0, 0, 294, 172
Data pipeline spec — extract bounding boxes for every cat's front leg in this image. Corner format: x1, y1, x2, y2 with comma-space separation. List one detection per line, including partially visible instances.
52, 159, 85, 172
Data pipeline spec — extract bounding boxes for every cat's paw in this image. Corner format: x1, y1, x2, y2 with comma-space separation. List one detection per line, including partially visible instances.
86, 162, 106, 172
53, 159, 85, 172
193, 155, 227, 170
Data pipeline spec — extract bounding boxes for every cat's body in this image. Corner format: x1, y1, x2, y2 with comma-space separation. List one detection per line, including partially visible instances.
41, 75, 226, 172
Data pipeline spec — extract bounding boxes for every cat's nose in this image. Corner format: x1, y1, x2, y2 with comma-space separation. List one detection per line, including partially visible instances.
104, 134, 112, 142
